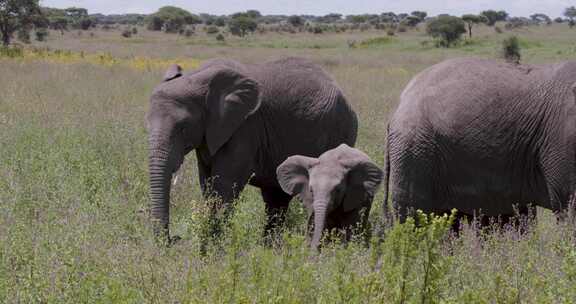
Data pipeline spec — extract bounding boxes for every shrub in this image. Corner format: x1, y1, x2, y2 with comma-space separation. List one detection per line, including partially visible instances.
216, 33, 225, 42
494, 26, 503, 34
205, 25, 219, 34
309, 25, 324, 34
35, 29, 49, 42
426, 15, 466, 48
501, 36, 521, 64
17, 29, 31, 44
387, 29, 395, 36
228, 14, 257, 37
182, 28, 194, 37
121, 29, 132, 38
131, 27, 138, 35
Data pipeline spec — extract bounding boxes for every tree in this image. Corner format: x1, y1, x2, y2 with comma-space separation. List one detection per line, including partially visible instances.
0, 0, 42, 46
401, 15, 422, 27
146, 6, 201, 33
287, 15, 304, 27
426, 15, 466, 48
501, 36, 521, 64
318, 13, 342, 23
564, 6, 576, 28
380, 12, 398, 24
245, 10, 261, 19
530, 13, 551, 25
462, 14, 486, 38
411, 11, 427, 21
480, 10, 508, 26
228, 14, 257, 37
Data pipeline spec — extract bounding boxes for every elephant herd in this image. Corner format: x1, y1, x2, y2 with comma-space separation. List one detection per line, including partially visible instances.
147, 56, 576, 250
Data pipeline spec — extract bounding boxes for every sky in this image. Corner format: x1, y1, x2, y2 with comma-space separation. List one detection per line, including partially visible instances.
40, 0, 573, 18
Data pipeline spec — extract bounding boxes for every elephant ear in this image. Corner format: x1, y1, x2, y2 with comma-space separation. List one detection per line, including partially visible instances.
206, 68, 261, 155
339, 145, 383, 212
276, 155, 319, 198
163, 64, 182, 82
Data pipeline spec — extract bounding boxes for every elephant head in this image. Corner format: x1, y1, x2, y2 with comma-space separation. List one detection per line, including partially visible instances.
146, 62, 261, 243
276, 144, 383, 250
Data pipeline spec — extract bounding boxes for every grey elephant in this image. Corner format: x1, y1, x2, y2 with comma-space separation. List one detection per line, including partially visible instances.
384, 57, 576, 226
147, 57, 357, 244
277, 144, 383, 250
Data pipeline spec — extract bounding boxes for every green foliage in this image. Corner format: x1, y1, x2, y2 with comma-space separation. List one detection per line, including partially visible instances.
204, 25, 219, 34
357, 36, 395, 48
121, 28, 132, 38
0, 0, 42, 46
426, 15, 467, 48
146, 6, 201, 33
481, 10, 508, 26
34, 28, 48, 41
501, 36, 521, 64
564, 6, 576, 23
530, 13, 551, 25
462, 14, 486, 38
228, 13, 258, 37
288, 15, 304, 27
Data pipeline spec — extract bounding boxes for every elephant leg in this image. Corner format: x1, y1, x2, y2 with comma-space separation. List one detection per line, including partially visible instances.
205, 150, 254, 240
339, 206, 371, 246
196, 155, 212, 197
261, 187, 292, 243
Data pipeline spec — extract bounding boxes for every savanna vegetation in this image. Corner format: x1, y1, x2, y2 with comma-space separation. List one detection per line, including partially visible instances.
3, 2, 576, 303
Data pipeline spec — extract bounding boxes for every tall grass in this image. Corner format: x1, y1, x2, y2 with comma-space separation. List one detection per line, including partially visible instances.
2, 25, 576, 302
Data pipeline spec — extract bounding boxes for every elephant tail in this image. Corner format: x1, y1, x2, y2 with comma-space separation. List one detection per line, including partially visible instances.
380, 124, 392, 234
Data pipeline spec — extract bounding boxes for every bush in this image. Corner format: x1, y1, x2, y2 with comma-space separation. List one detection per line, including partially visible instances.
216, 33, 225, 42
35, 29, 49, 42
494, 26, 503, 33
17, 29, 31, 44
205, 25, 219, 34
121, 29, 132, 38
131, 27, 138, 35
387, 29, 396, 36
426, 16, 466, 48
501, 36, 521, 64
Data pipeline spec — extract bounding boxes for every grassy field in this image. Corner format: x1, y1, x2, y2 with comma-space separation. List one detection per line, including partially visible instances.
2, 24, 576, 303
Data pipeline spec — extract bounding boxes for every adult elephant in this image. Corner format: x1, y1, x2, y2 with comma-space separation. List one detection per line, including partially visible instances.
147, 57, 357, 244
384, 58, 576, 226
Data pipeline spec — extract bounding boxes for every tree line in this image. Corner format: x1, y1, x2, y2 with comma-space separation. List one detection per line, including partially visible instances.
2, 1, 576, 47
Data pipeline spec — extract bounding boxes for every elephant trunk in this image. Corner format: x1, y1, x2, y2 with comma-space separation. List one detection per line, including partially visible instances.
148, 131, 175, 243
311, 199, 328, 251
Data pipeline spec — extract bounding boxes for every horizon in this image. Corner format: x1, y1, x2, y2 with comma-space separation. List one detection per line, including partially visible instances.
40, 0, 571, 18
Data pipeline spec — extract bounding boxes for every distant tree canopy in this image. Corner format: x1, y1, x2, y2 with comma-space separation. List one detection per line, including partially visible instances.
411, 11, 427, 21
0, 0, 43, 46
480, 10, 508, 26
530, 13, 551, 25
41, 6, 98, 32
426, 15, 466, 47
461, 14, 486, 38
564, 6, 576, 27
147, 6, 201, 33
287, 15, 304, 27
228, 12, 258, 37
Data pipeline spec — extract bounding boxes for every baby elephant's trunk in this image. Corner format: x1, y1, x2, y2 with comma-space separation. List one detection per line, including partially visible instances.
311, 200, 328, 250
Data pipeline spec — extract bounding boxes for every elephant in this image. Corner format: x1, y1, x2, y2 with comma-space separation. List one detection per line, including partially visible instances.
146, 57, 358, 244
276, 144, 383, 250
383, 57, 576, 228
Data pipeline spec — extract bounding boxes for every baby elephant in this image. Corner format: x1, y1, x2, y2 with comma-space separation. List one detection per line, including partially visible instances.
277, 144, 383, 250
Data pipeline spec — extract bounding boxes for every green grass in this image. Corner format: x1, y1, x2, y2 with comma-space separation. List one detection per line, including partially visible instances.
2, 23, 576, 303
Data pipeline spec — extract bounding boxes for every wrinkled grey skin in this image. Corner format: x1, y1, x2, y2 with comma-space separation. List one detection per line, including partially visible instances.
277, 144, 383, 250
147, 57, 357, 244
384, 57, 576, 226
